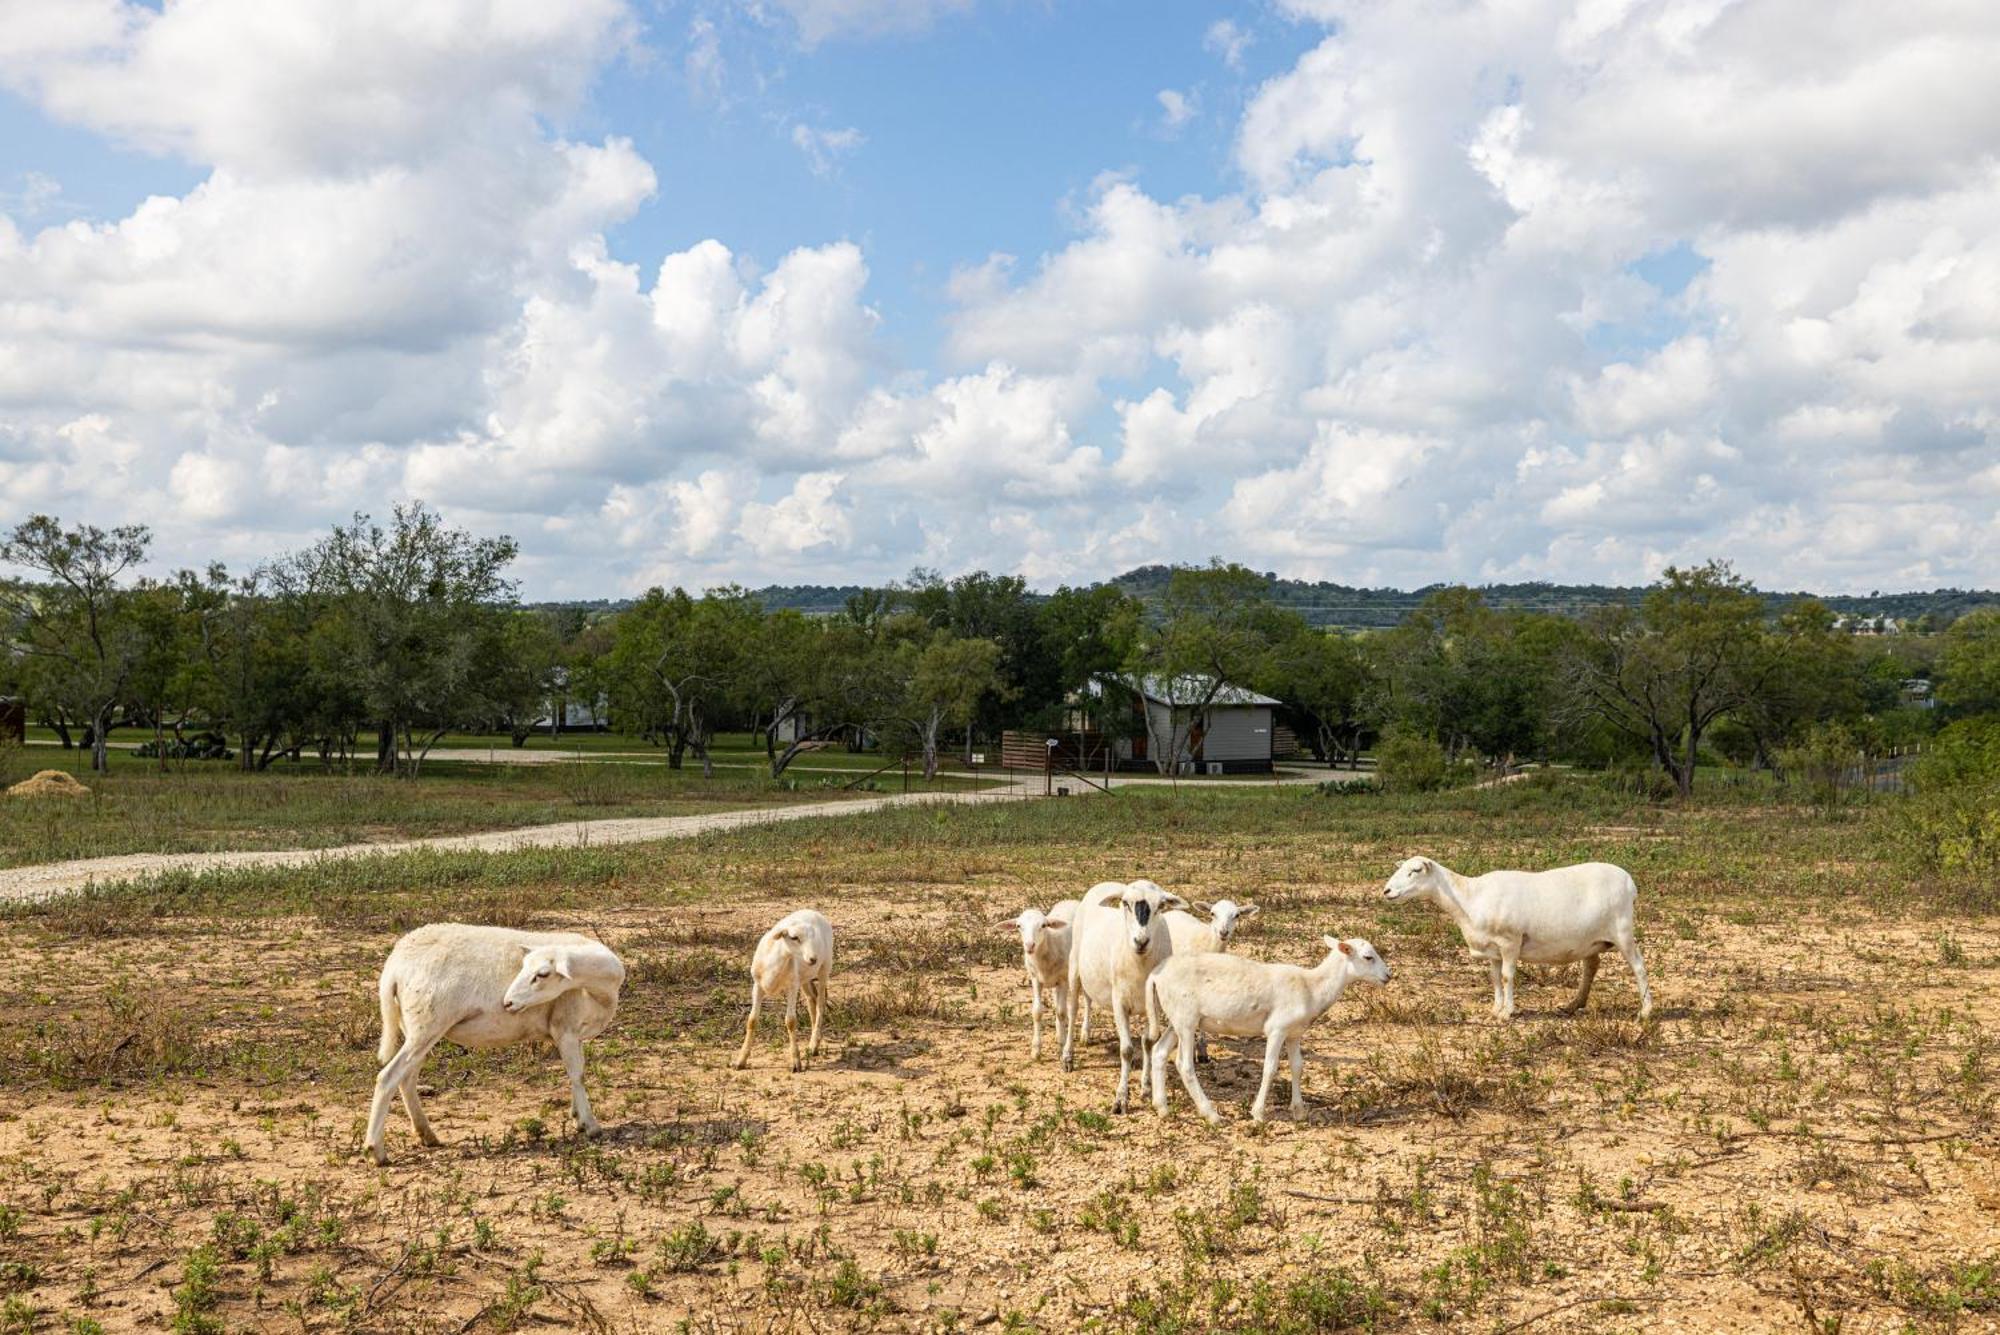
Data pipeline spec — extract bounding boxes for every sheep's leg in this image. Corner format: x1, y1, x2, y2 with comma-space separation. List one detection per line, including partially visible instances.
1175, 1026, 1221, 1125
1111, 993, 1135, 1114
1029, 977, 1044, 1059
1620, 935, 1654, 1021
1059, 981, 1078, 1072
732, 979, 763, 1069
399, 1073, 441, 1147
784, 976, 802, 1073
1139, 984, 1162, 1105
807, 973, 826, 1056
555, 1031, 601, 1137
1497, 947, 1519, 1021
1250, 1032, 1286, 1123
1053, 983, 1070, 1064
1195, 1027, 1211, 1065
366, 1036, 439, 1165
1150, 1025, 1176, 1116
1560, 955, 1600, 1014
1486, 958, 1505, 1018
1287, 1036, 1306, 1119
1080, 996, 1092, 1044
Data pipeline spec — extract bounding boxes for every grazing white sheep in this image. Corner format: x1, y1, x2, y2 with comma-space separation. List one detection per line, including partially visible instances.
366, 924, 626, 1165
1147, 937, 1389, 1125
732, 909, 834, 1071
1061, 879, 1187, 1113
1382, 856, 1653, 1020
1000, 901, 1077, 1059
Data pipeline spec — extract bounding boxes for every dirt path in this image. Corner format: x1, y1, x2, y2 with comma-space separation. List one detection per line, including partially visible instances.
0, 764, 1357, 905
0, 785, 1037, 905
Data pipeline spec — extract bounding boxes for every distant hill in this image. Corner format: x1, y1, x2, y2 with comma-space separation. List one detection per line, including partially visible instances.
541, 570, 1998, 630
1103, 566, 1999, 629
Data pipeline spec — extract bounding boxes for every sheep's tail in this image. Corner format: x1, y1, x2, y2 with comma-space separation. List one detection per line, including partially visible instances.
376, 970, 402, 1065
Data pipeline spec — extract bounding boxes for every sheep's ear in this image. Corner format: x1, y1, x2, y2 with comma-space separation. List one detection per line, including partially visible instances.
1336, 939, 1354, 957
995, 915, 1022, 929
1239, 903, 1261, 919
553, 951, 574, 979
1192, 900, 1213, 915
1041, 919, 1069, 934
1159, 893, 1188, 912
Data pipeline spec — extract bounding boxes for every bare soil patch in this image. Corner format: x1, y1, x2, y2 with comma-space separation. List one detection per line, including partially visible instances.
2, 855, 1996, 1332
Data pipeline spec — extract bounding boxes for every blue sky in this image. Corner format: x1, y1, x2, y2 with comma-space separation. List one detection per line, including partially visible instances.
0, 1, 1995, 597
588, 2, 1313, 370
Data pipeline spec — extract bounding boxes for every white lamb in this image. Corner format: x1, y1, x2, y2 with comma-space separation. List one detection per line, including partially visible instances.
1162, 898, 1260, 1062
1061, 879, 1187, 1113
1000, 899, 1077, 1059
1382, 856, 1653, 1020
1147, 936, 1389, 1125
732, 909, 834, 1071
1162, 898, 1260, 956
366, 923, 626, 1165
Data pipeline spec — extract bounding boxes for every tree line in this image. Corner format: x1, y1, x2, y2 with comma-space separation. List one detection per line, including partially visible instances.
3, 508, 1996, 795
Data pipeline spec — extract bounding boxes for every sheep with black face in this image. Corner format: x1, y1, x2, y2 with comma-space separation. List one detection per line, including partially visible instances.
1061, 879, 1187, 1113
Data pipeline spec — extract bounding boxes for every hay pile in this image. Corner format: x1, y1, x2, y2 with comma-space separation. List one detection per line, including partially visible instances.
7, 769, 91, 798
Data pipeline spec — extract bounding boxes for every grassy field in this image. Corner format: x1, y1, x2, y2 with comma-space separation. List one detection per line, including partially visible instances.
0, 747, 983, 869
0, 778, 1995, 1332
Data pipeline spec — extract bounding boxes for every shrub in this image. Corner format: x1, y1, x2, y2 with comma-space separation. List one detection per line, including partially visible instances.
1373, 730, 1448, 794
1895, 719, 2000, 876
1779, 722, 1865, 809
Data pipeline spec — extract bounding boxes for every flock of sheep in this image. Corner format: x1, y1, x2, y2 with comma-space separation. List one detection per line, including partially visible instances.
363, 856, 1653, 1164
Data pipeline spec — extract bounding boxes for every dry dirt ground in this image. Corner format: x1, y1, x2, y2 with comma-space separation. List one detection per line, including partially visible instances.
3, 861, 1997, 1334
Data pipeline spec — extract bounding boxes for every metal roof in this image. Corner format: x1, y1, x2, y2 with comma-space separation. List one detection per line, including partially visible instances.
1089, 673, 1281, 708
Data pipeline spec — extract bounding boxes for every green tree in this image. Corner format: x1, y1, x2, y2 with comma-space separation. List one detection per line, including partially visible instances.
890, 628, 1007, 778
0, 515, 154, 772
1264, 627, 1372, 767
483, 611, 565, 747
288, 504, 518, 777
1937, 608, 2000, 716
1562, 561, 1773, 797
1123, 562, 1288, 774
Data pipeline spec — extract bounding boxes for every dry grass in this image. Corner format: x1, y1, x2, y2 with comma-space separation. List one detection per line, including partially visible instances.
0, 781, 1995, 1331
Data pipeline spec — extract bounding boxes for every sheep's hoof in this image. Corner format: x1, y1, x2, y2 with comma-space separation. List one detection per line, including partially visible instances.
419, 1132, 444, 1148
579, 1123, 603, 1140
730, 1056, 748, 1070
368, 1147, 389, 1167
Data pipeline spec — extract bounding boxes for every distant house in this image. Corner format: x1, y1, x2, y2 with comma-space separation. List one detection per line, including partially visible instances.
1085, 674, 1280, 774
537, 693, 609, 732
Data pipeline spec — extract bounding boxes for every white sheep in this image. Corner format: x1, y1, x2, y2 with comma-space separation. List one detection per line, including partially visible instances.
1061, 879, 1187, 1113
1048, 897, 1097, 1041
1000, 899, 1077, 1059
366, 923, 626, 1165
1162, 898, 1260, 1062
1162, 898, 1260, 956
1382, 856, 1653, 1020
1147, 936, 1389, 1125
732, 909, 834, 1071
